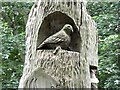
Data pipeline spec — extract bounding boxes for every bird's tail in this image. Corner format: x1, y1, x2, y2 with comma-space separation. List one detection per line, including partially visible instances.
36, 43, 43, 50
67, 46, 72, 51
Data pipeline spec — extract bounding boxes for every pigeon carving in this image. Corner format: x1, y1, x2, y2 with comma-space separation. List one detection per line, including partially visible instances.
37, 24, 73, 52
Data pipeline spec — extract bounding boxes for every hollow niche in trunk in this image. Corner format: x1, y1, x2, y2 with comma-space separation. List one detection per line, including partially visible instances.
36, 11, 81, 52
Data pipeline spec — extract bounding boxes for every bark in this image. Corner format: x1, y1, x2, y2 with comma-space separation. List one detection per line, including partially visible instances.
19, 0, 98, 88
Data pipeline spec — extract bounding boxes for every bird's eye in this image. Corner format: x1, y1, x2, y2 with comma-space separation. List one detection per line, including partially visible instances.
67, 26, 71, 29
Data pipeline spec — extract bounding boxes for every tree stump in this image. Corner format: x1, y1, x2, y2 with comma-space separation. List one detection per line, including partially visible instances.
19, 0, 98, 88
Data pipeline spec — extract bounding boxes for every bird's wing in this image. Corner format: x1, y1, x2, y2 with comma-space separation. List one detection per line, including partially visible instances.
43, 32, 66, 44
37, 31, 68, 49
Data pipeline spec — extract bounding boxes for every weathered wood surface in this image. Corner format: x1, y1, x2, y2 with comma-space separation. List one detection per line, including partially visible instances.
19, 0, 98, 88
19, 50, 90, 88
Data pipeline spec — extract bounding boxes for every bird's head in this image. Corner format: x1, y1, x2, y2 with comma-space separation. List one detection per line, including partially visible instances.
63, 24, 73, 35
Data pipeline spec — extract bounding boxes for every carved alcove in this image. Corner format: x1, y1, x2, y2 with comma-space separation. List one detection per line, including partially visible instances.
19, 0, 98, 88
36, 11, 81, 52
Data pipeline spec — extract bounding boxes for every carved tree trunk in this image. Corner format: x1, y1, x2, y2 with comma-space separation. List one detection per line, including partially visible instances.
19, 0, 98, 88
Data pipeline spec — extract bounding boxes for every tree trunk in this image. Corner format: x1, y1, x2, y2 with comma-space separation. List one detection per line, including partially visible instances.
19, 0, 98, 88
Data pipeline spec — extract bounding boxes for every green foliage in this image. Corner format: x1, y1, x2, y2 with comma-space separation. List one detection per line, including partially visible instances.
1, 20, 25, 88
1, 2, 32, 33
88, 2, 120, 88
1, 2, 33, 89
99, 34, 120, 88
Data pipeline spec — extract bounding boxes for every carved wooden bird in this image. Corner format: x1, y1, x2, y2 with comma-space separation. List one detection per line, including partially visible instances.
37, 24, 73, 51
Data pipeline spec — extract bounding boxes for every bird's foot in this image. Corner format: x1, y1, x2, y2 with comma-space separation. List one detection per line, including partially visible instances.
53, 46, 62, 55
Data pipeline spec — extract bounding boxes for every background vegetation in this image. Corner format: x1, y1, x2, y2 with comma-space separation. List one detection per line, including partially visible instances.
1, 1, 120, 89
